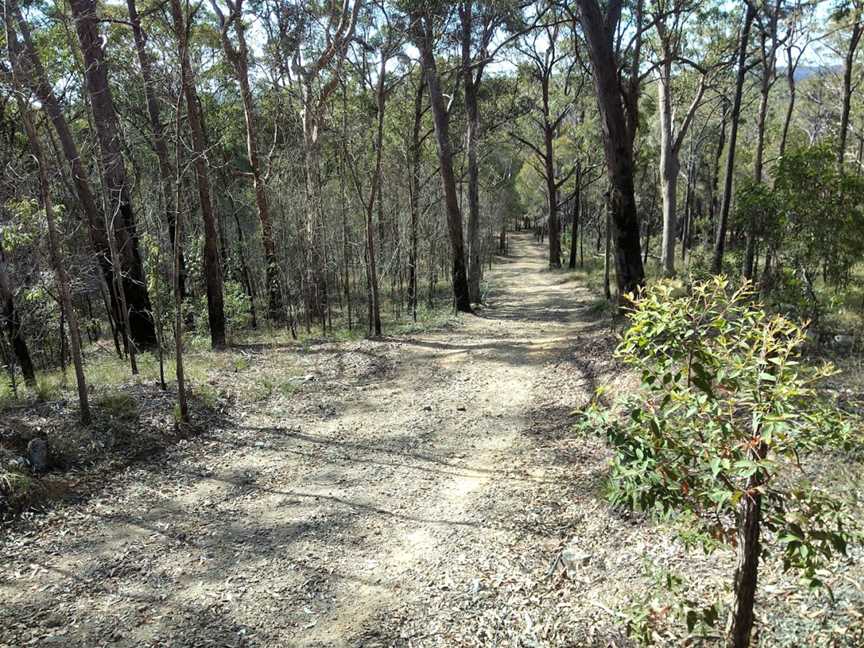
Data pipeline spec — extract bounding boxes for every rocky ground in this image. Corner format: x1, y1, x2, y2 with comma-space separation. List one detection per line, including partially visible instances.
1, 233, 862, 647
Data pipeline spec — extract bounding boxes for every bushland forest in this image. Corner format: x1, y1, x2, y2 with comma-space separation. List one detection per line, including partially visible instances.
1, 0, 864, 645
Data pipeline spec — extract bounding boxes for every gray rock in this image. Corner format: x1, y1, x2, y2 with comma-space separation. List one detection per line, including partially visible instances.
561, 547, 592, 573
6, 455, 28, 471
27, 438, 49, 473
834, 334, 855, 349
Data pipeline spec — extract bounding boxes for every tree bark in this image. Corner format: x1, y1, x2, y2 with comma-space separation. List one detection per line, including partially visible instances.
363, 51, 387, 337
839, 6, 863, 166
575, 0, 645, 296
413, 13, 472, 313
126, 0, 186, 299
658, 57, 679, 276
213, 0, 284, 322
20, 107, 90, 424
713, 2, 756, 274
569, 162, 582, 270
0, 244, 35, 387
170, 0, 226, 348
408, 77, 425, 323
68, 0, 155, 349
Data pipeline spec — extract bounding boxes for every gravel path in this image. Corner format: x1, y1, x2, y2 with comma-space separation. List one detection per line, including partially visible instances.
4, 233, 862, 647
1, 233, 621, 647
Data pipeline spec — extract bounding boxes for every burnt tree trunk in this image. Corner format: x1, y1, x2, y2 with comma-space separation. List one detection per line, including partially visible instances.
575, 0, 645, 296
0, 244, 35, 387
170, 0, 226, 348
413, 13, 472, 313
69, 0, 155, 349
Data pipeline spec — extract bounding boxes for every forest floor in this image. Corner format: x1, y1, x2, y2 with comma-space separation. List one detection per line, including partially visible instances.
2, 232, 863, 647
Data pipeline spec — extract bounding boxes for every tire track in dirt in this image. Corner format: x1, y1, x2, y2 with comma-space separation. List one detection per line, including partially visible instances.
0, 232, 604, 647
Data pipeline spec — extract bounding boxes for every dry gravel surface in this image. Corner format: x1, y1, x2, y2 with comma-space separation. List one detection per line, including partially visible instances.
2, 233, 862, 647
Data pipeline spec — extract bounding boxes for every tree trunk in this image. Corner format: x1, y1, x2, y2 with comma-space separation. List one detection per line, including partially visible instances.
743, 76, 771, 279
779, 42, 797, 159
69, 0, 155, 349
126, 0, 186, 299
729, 493, 761, 648
461, 2, 483, 303
576, 0, 645, 296
21, 106, 90, 424
408, 77, 424, 323
363, 52, 387, 337
839, 16, 863, 166
215, 2, 284, 322
170, 0, 226, 348
0, 245, 36, 387
713, 2, 755, 274
709, 101, 729, 247
413, 14, 472, 313
173, 101, 189, 424
658, 58, 679, 276
568, 163, 582, 269
4, 1, 131, 345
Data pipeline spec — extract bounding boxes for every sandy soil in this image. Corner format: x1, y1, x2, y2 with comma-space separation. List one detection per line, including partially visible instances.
2, 233, 860, 647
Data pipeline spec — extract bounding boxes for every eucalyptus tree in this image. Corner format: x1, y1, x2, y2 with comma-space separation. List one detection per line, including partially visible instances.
67, 0, 156, 349
16, 96, 90, 423
742, 0, 785, 280
512, 8, 578, 269
834, 0, 864, 165
211, 0, 285, 323
569, 0, 646, 296
712, 1, 756, 273
169, 0, 227, 348
2, 0, 153, 351
649, 0, 711, 276
292, 0, 362, 327
410, 3, 472, 313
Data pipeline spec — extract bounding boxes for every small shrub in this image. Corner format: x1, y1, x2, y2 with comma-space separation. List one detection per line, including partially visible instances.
581, 277, 862, 646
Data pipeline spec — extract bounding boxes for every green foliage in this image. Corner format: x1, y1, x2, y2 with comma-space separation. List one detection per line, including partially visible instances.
582, 278, 862, 639
189, 281, 252, 339
625, 566, 721, 644
736, 144, 864, 321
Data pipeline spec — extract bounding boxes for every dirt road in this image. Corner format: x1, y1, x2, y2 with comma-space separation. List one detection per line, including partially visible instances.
2, 233, 625, 647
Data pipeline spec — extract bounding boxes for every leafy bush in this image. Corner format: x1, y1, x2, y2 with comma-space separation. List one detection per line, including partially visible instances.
582, 278, 861, 646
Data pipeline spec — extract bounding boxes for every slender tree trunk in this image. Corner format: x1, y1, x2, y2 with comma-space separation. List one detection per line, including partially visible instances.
215, 2, 284, 322
569, 163, 582, 270
839, 16, 863, 166
126, 0, 186, 299
413, 15, 472, 313
21, 107, 89, 424
603, 201, 612, 301
170, 0, 226, 349
408, 77, 424, 323
302, 100, 329, 325
713, 3, 755, 274
658, 57, 679, 276
363, 52, 387, 337
709, 101, 729, 247
779, 43, 798, 159
461, 2, 482, 302
744, 45, 773, 280
171, 89, 190, 424
576, 0, 645, 296
69, 0, 155, 349
0, 245, 35, 387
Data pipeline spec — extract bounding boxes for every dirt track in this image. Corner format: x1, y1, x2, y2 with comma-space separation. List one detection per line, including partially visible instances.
2, 232, 633, 646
